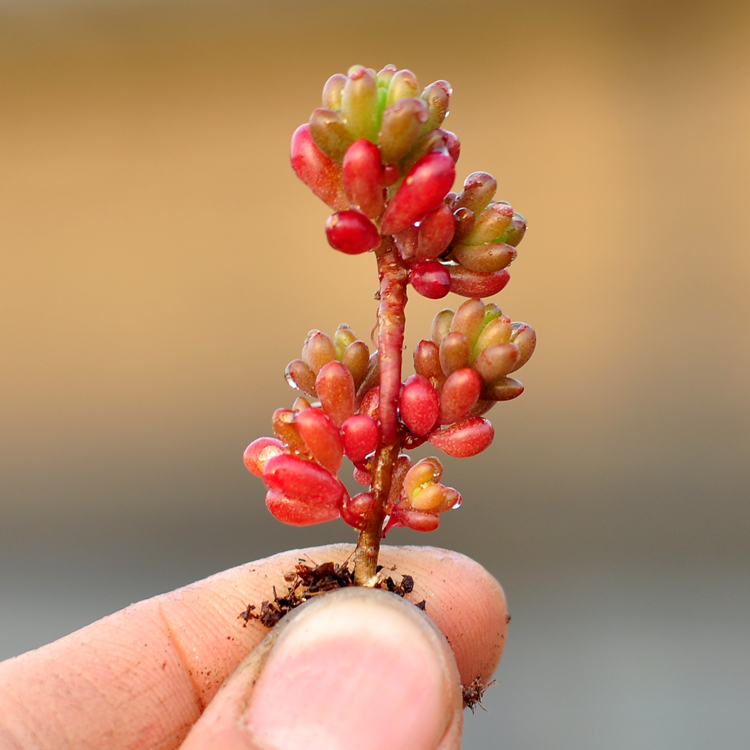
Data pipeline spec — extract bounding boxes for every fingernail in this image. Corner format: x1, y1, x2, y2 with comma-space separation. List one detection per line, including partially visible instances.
242, 587, 461, 750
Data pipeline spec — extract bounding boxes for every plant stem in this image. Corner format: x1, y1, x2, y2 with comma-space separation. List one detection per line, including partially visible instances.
374, 240, 408, 447
353, 239, 408, 585
353, 440, 399, 585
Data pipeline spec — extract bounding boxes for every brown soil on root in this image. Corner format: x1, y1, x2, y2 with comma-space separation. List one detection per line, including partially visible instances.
239, 558, 491, 710
238, 559, 425, 629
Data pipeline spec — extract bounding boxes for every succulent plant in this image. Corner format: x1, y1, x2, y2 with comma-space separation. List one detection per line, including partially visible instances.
244, 65, 536, 585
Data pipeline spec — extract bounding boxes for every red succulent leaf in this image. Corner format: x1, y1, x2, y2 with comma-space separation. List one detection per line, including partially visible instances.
340, 492, 376, 530
263, 453, 344, 505
265, 490, 341, 526
416, 203, 455, 260
409, 261, 451, 299
438, 368, 482, 425
290, 124, 348, 210
387, 507, 440, 533
380, 152, 456, 236
399, 374, 439, 436
316, 361, 356, 427
243, 437, 287, 478
428, 416, 495, 457
294, 407, 344, 474
341, 414, 380, 462
448, 266, 510, 297
325, 210, 381, 255
342, 139, 385, 219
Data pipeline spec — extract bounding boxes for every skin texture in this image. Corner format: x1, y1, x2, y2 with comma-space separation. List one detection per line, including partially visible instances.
0, 544, 508, 750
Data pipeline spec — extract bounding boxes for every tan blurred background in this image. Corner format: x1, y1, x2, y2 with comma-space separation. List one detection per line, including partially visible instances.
1, 0, 749, 746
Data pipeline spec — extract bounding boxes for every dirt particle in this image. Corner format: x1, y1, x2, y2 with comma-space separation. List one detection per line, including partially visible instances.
462, 676, 497, 712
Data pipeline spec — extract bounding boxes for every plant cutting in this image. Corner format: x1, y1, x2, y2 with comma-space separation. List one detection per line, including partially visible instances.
243, 64, 535, 589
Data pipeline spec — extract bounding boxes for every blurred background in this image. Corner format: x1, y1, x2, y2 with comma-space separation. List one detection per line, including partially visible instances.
1, 0, 749, 746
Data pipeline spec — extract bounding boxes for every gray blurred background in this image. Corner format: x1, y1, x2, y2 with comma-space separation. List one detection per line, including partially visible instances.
1, 0, 749, 746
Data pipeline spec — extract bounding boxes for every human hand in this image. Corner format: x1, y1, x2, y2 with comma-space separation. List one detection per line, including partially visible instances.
0, 544, 508, 749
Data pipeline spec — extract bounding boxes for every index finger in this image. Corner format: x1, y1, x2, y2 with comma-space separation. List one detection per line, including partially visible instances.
0, 544, 507, 750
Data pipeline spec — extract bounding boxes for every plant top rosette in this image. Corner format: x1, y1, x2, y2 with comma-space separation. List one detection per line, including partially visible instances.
244, 65, 536, 585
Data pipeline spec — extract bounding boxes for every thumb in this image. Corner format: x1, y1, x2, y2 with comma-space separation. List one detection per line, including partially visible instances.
181, 586, 464, 750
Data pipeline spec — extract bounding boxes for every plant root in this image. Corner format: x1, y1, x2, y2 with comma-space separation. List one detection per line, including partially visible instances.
462, 676, 497, 712
239, 559, 425, 629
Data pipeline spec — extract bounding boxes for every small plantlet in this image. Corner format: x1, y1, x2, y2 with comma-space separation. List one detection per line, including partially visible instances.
244, 64, 536, 586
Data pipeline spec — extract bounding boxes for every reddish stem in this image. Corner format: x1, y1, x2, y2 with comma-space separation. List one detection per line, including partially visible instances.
353, 441, 399, 585
374, 240, 408, 446
353, 239, 408, 585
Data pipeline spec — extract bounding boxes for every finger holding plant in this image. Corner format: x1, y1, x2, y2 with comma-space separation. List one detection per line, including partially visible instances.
245, 65, 536, 585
